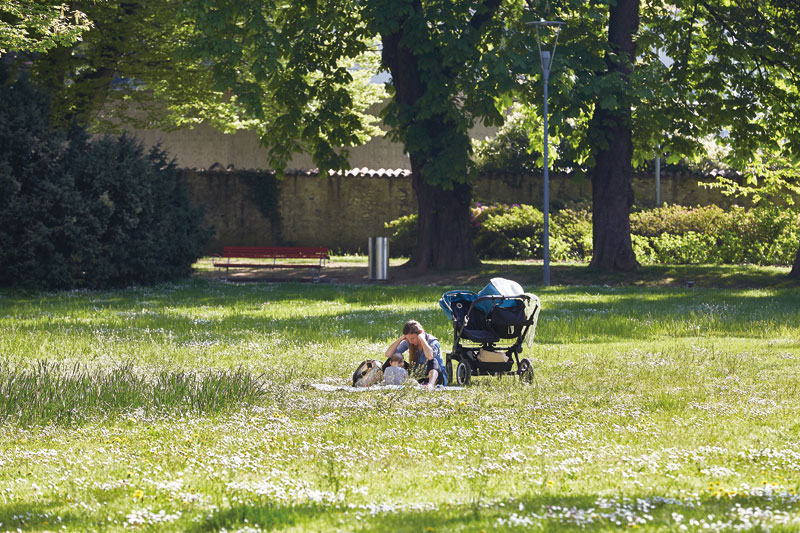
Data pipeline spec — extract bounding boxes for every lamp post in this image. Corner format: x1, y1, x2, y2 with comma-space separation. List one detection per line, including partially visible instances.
529, 20, 564, 287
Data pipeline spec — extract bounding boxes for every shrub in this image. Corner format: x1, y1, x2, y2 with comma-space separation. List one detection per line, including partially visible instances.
385, 203, 593, 261
630, 205, 729, 237
384, 214, 417, 258
386, 202, 798, 266
632, 205, 799, 266
0, 68, 210, 289
474, 204, 543, 259
551, 208, 593, 261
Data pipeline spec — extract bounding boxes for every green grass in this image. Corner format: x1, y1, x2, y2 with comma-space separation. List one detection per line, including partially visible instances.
0, 272, 799, 531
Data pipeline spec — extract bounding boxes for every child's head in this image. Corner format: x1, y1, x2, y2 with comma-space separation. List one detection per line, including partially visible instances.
389, 353, 404, 367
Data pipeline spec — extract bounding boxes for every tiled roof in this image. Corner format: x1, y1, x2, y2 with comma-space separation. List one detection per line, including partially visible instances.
327, 167, 411, 178
194, 164, 411, 178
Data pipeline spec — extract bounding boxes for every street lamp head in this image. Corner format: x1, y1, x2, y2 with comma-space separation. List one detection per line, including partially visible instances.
528, 20, 566, 28
527, 20, 565, 74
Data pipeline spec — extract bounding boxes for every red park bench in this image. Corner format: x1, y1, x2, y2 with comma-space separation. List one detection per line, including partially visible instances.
212, 246, 330, 282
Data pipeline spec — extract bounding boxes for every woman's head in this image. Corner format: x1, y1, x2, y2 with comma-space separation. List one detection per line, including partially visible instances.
402, 320, 423, 346
402, 320, 423, 335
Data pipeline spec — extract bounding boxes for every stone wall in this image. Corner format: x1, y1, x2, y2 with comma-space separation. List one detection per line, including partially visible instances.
474, 171, 734, 208
182, 169, 734, 254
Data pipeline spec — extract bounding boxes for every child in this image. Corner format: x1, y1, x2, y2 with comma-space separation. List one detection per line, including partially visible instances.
383, 353, 408, 385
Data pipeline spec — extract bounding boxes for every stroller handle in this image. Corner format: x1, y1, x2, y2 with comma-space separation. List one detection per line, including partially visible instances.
439, 290, 479, 315
462, 294, 531, 319
440, 291, 531, 323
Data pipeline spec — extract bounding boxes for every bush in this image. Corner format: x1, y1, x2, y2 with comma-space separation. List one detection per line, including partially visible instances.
0, 68, 210, 289
630, 205, 729, 237
384, 214, 417, 258
632, 205, 800, 266
385, 203, 593, 261
385, 202, 798, 266
474, 204, 543, 259
551, 208, 593, 261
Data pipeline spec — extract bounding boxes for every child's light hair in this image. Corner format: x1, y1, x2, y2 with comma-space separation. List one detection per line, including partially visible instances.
390, 353, 404, 364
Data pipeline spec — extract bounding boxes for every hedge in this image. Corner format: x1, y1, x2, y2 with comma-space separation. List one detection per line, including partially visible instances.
385, 203, 799, 266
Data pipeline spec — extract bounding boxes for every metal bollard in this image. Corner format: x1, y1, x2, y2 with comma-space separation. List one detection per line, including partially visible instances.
368, 237, 388, 281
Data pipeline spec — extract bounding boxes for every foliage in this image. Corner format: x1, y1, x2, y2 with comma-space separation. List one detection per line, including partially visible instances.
386, 203, 592, 261
0, 69, 210, 289
17, 0, 386, 147
474, 204, 544, 259
173, 0, 388, 174
387, 203, 798, 266
630, 205, 730, 237
383, 214, 418, 258
551, 208, 593, 261
0, 1, 91, 54
473, 111, 540, 174
514, 1, 800, 179
632, 206, 800, 266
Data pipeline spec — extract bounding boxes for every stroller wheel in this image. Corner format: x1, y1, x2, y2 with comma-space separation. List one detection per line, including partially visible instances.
446, 359, 454, 383
455, 360, 472, 385
519, 358, 534, 383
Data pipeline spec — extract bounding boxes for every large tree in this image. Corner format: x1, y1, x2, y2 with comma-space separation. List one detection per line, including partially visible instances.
586, 0, 640, 271
178, 0, 546, 270
19, 0, 799, 276
517, 0, 800, 273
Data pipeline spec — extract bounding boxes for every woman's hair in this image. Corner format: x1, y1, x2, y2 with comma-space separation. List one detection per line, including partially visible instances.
402, 320, 423, 363
402, 320, 423, 335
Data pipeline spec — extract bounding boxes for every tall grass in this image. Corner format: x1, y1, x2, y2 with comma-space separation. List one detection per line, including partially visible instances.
0, 360, 269, 424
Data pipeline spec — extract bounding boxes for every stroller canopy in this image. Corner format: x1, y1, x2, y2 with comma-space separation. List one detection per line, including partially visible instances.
475, 277, 525, 315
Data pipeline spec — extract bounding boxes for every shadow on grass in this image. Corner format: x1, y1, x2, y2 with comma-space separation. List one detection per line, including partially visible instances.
194, 258, 798, 290
2, 281, 798, 349
187, 492, 794, 532
0, 501, 86, 531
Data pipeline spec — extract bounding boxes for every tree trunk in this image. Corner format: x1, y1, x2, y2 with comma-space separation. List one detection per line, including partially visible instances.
407, 158, 480, 269
790, 242, 800, 279
588, 0, 641, 272
380, 1, 481, 271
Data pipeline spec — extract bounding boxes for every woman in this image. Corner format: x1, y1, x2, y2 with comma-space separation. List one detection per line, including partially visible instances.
384, 320, 448, 387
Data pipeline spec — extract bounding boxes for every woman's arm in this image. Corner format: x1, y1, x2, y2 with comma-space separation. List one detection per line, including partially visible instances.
418, 335, 434, 360
385, 336, 406, 358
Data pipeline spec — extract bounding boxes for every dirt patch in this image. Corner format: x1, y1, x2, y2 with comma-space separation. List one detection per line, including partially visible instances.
193, 259, 490, 286
193, 258, 797, 289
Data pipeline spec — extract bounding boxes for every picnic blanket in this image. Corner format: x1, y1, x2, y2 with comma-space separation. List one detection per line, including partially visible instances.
310, 383, 464, 393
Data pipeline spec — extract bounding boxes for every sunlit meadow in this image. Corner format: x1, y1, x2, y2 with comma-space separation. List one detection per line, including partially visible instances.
1, 274, 799, 531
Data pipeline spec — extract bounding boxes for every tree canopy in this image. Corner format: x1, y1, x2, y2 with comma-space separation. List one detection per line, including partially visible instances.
9, 0, 800, 276
0, 1, 90, 54
510, 0, 800, 273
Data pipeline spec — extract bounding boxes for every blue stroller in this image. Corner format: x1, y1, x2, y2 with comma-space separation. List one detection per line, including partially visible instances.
439, 278, 540, 385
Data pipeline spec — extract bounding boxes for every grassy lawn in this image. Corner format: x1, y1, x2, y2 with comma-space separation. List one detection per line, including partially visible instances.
1, 268, 799, 531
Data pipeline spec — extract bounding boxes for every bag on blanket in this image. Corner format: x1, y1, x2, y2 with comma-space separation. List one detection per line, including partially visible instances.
352, 359, 384, 387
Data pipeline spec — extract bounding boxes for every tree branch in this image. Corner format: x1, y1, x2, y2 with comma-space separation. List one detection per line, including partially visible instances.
468, 0, 503, 33
696, 0, 799, 80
